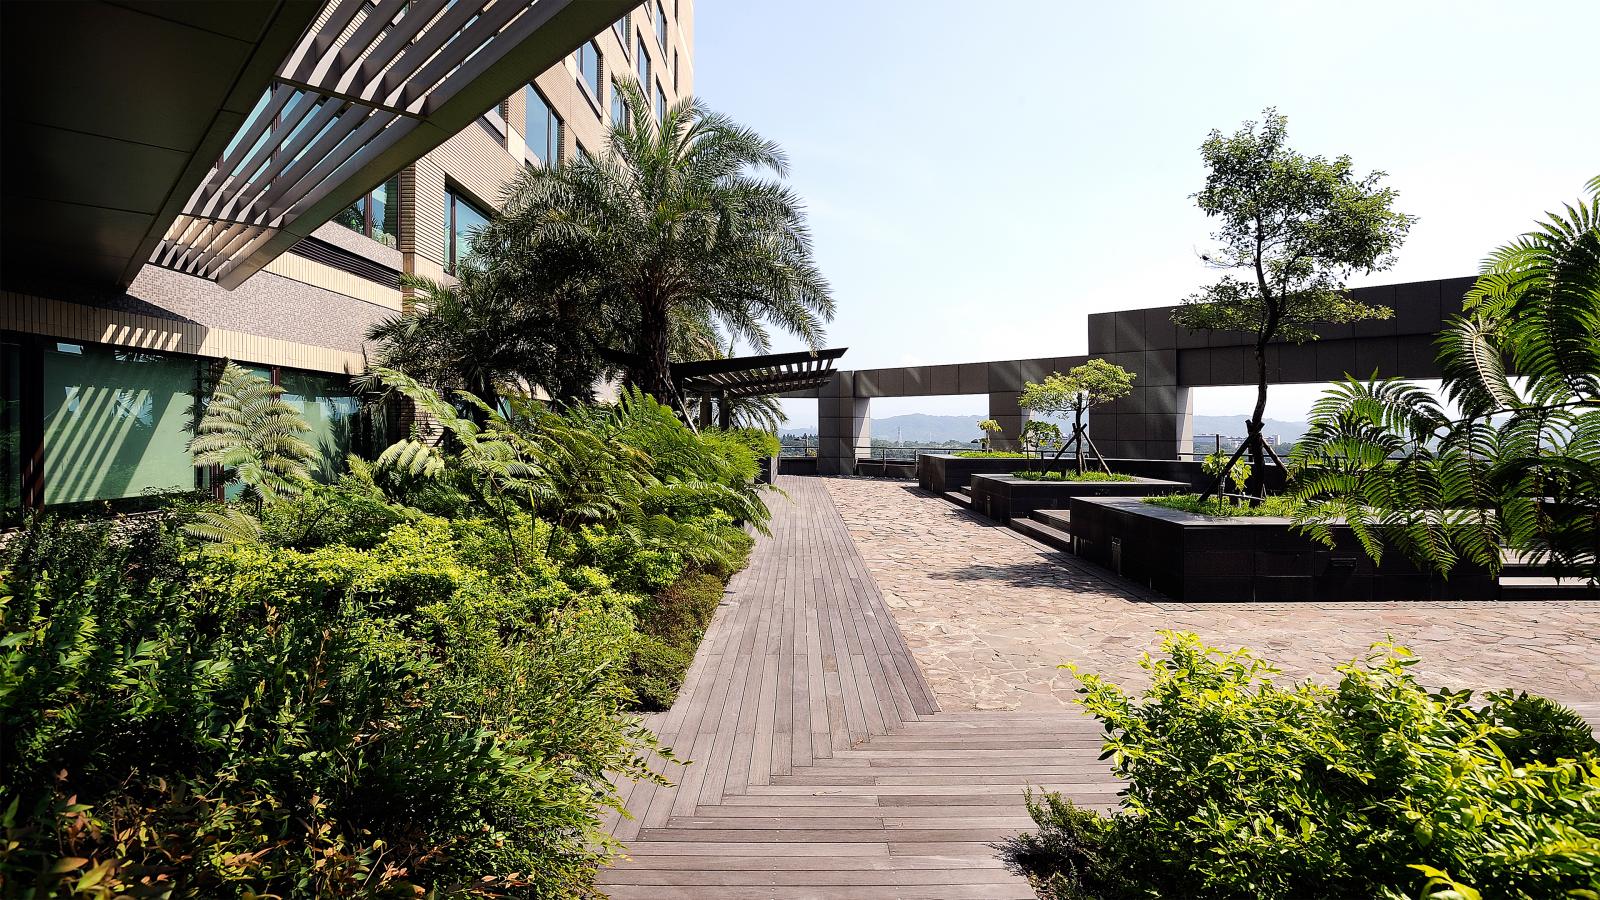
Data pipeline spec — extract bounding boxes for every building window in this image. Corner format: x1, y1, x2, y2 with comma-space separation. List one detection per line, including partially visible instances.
613, 15, 629, 48
636, 36, 650, 88
41, 343, 200, 505
576, 40, 601, 100
576, 141, 592, 163
445, 188, 492, 272
611, 80, 627, 126
673, 49, 680, 91
332, 176, 400, 248
524, 85, 561, 165
278, 370, 360, 482
656, 0, 667, 45
656, 82, 667, 124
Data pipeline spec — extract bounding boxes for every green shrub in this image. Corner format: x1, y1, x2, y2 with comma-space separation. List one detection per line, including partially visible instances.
1011, 471, 1134, 482
0, 512, 660, 898
1142, 492, 1301, 517
1001, 632, 1600, 900
628, 573, 725, 711
953, 450, 1030, 458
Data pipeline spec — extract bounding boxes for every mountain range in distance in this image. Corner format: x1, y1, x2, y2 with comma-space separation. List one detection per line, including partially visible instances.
780, 413, 1308, 444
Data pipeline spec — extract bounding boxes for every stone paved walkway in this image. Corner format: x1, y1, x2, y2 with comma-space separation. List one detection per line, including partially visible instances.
821, 477, 1600, 711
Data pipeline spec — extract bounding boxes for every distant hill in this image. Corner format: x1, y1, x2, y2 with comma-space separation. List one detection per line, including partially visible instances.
782, 412, 1308, 446
1191, 416, 1307, 444
782, 413, 981, 443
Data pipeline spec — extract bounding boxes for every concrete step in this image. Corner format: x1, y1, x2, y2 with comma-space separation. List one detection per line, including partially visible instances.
1499, 577, 1600, 600
1009, 516, 1073, 552
942, 490, 972, 507
1033, 508, 1071, 531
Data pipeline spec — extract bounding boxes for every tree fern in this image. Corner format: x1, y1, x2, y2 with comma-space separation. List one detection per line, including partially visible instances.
189, 362, 315, 502
1293, 177, 1600, 583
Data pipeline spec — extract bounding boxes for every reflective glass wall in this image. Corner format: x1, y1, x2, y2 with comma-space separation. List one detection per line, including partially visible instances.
2, 334, 360, 511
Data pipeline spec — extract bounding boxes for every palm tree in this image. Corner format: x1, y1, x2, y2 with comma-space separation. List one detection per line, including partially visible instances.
484, 82, 833, 406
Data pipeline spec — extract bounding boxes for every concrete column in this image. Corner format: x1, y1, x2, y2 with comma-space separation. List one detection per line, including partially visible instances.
816, 372, 869, 475
987, 391, 1030, 451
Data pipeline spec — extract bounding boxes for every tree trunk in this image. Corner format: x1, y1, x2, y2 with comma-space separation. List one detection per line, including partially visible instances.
1074, 409, 1086, 476
1247, 339, 1269, 502
638, 297, 675, 404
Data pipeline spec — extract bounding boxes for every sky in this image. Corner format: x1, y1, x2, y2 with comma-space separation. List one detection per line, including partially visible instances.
692, 1, 1600, 426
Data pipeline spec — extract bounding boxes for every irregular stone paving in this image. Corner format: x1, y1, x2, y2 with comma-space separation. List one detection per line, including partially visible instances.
821, 477, 1600, 711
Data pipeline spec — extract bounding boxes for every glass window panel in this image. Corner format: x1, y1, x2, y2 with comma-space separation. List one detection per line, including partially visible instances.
278, 370, 359, 482
524, 85, 560, 164
448, 189, 492, 268
656, 83, 667, 123
333, 200, 365, 234
612, 82, 626, 126
637, 38, 650, 87
370, 176, 399, 247
42, 344, 198, 505
579, 41, 601, 98
656, 1, 666, 43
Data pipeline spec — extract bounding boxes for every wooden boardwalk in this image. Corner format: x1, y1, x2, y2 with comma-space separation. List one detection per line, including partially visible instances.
599, 476, 1113, 899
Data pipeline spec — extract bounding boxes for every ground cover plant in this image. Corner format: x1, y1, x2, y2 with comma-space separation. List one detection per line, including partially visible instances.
1142, 493, 1301, 517
1011, 471, 1134, 483
0, 369, 771, 898
954, 449, 1031, 459
999, 632, 1600, 900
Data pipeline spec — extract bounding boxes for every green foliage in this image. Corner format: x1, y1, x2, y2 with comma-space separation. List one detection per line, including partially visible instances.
1019, 361, 1137, 420
1170, 109, 1412, 344
977, 419, 1003, 451
481, 81, 833, 403
956, 447, 1023, 459
188, 362, 315, 503
1020, 361, 1136, 475
0, 511, 665, 897
1011, 471, 1134, 482
1, 375, 771, 895
1020, 420, 1063, 453
1002, 633, 1600, 900
1171, 109, 1412, 497
628, 573, 725, 710
1143, 492, 1301, 517
1292, 177, 1600, 582
1202, 449, 1251, 493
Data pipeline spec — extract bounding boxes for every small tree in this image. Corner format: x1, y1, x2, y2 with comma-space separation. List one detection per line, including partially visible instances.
977, 418, 1002, 451
1020, 420, 1062, 457
1172, 109, 1414, 502
1018, 360, 1135, 475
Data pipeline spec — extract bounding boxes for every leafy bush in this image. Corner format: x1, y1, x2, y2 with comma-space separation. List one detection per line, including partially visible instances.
1, 375, 770, 896
628, 573, 726, 711
0, 511, 663, 898
953, 450, 1031, 458
1143, 492, 1301, 517
1202, 449, 1251, 493
1000, 632, 1600, 900
1011, 471, 1134, 482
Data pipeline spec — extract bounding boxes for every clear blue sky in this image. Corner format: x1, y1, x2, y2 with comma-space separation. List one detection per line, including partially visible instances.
694, 0, 1600, 424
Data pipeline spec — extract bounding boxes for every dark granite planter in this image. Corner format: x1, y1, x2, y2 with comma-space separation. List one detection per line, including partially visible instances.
917, 453, 1034, 493
1069, 496, 1499, 602
970, 474, 1187, 524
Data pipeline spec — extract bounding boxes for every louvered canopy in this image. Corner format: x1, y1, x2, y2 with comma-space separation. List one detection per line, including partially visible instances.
674, 348, 848, 399
152, 0, 632, 289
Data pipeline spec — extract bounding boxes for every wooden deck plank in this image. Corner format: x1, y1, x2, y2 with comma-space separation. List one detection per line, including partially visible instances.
599, 476, 1119, 898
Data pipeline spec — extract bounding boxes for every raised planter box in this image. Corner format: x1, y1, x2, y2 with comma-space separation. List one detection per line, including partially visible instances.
919, 454, 1289, 495
1069, 496, 1499, 602
970, 474, 1187, 524
917, 453, 1033, 493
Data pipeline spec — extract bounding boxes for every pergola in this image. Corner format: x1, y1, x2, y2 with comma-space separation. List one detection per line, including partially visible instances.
672, 348, 846, 429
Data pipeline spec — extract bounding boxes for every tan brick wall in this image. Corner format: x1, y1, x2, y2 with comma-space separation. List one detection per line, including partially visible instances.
0, 290, 365, 374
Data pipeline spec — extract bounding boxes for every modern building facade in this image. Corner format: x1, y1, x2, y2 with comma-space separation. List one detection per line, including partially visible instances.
1, 0, 692, 515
